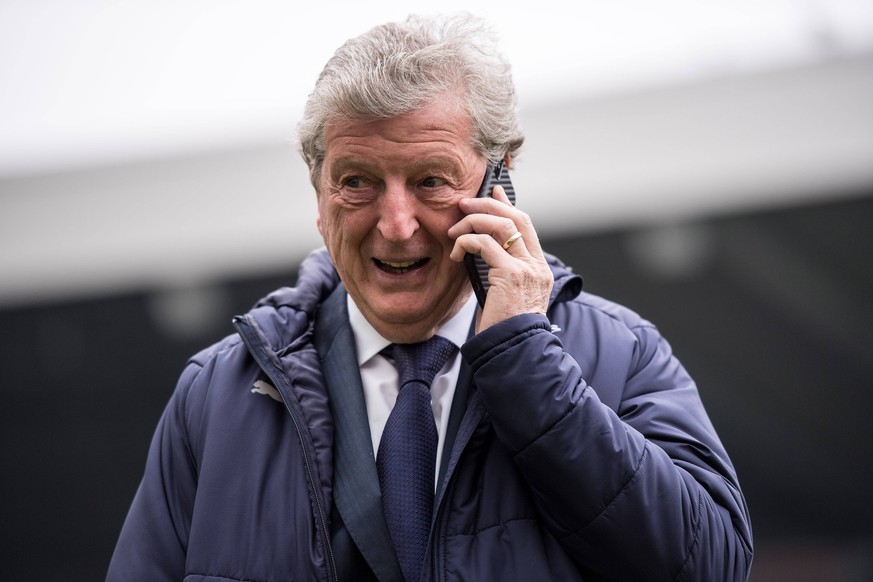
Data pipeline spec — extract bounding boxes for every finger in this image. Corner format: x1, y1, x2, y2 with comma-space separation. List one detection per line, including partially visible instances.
448, 213, 521, 250
450, 230, 528, 265
460, 192, 515, 216
508, 209, 546, 259
501, 231, 524, 253
452, 201, 545, 261
491, 184, 513, 206
450, 232, 506, 263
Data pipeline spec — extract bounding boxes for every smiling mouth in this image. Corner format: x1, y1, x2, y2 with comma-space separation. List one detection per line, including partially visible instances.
374, 257, 430, 274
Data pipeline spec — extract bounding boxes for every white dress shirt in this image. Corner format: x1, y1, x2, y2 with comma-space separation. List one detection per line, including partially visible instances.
347, 292, 477, 485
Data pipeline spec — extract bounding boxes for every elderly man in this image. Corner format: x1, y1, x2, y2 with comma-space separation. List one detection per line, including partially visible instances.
108, 13, 753, 582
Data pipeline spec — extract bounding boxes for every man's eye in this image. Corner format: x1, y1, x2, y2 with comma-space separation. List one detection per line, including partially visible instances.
343, 176, 366, 188
420, 177, 447, 188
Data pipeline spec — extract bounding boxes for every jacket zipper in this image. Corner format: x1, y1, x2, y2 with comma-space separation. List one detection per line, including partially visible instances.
233, 315, 338, 582
430, 486, 449, 581
429, 400, 488, 581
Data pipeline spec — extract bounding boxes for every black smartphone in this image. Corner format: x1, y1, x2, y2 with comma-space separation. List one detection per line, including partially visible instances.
464, 159, 517, 308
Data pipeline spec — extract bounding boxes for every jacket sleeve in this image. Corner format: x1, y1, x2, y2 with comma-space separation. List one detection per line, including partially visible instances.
461, 313, 753, 582
106, 361, 203, 581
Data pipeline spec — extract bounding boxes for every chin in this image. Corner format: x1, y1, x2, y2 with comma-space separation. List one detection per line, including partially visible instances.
382, 303, 443, 326
369, 301, 449, 342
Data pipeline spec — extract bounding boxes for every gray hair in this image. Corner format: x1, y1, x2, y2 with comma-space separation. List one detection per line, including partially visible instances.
297, 13, 524, 188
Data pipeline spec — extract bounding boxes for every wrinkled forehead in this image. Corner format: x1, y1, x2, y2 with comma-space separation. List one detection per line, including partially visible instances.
335, 105, 475, 153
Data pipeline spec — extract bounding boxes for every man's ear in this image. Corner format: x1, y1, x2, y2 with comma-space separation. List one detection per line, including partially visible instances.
503, 153, 512, 170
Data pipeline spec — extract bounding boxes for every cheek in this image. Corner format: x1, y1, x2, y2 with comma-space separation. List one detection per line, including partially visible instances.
317, 196, 343, 238
320, 206, 370, 259
321, 216, 345, 255
432, 208, 466, 246
315, 193, 328, 236
316, 201, 343, 259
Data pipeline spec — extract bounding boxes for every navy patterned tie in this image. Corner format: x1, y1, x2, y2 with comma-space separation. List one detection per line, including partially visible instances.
377, 336, 456, 582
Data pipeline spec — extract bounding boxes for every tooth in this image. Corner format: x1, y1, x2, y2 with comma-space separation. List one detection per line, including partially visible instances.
384, 260, 416, 268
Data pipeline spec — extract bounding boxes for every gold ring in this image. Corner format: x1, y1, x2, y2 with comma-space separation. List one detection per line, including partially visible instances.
502, 231, 523, 251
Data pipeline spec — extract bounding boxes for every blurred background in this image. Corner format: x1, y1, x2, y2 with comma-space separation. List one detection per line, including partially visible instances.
2, 0, 872, 579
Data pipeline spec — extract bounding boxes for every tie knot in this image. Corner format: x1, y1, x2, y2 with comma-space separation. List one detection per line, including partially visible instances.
384, 335, 456, 389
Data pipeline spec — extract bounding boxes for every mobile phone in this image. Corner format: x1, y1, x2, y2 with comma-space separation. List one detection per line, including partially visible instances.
464, 159, 517, 308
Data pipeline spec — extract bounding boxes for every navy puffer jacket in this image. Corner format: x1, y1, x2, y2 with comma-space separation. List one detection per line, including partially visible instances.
108, 248, 752, 581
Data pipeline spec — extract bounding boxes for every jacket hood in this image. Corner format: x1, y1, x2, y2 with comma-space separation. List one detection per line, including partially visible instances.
255, 248, 341, 313
239, 248, 340, 354
545, 252, 584, 305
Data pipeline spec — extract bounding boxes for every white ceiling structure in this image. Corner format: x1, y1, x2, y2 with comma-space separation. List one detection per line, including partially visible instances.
2, 0, 872, 307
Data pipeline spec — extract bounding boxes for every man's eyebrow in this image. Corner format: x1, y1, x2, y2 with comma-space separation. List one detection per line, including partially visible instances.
326, 157, 378, 177
409, 155, 470, 173
329, 156, 371, 169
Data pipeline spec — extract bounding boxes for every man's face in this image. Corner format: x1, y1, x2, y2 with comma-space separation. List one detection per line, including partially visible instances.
316, 98, 485, 343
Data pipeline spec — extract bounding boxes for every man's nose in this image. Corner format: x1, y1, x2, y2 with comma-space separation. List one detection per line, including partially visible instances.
377, 182, 419, 241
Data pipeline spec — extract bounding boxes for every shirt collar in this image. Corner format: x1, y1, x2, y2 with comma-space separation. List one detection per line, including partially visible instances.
347, 291, 477, 366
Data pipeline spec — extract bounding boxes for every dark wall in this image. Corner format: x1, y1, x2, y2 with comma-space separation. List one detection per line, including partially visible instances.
2, 194, 872, 580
